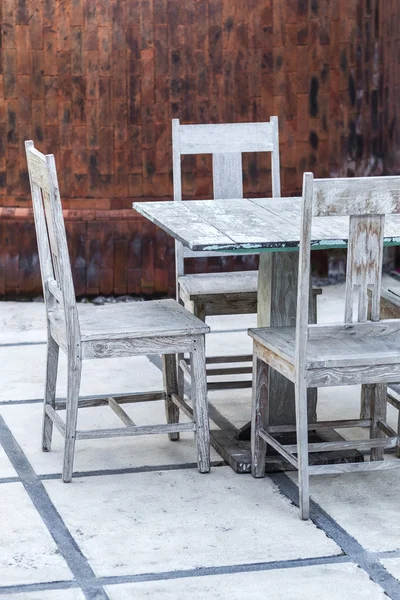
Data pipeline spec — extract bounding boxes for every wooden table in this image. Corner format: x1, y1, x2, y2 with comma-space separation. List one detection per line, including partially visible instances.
133, 197, 400, 471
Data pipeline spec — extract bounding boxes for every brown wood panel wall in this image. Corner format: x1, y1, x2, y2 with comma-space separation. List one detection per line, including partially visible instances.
0, 0, 399, 296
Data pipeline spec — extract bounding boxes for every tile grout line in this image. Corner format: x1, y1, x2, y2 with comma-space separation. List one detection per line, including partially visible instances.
3, 546, 400, 596
270, 472, 400, 600
0, 580, 80, 596
0, 461, 227, 486
1, 426, 400, 596
0, 555, 352, 596
2, 364, 400, 596
0, 341, 46, 348
0, 415, 110, 600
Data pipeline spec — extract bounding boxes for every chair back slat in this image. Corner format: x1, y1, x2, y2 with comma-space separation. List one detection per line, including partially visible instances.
178, 122, 275, 155
25, 146, 52, 193
212, 153, 243, 199
298, 174, 400, 360
345, 214, 384, 323
25, 141, 79, 343
313, 176, 400, 217
172, 117, 281, 277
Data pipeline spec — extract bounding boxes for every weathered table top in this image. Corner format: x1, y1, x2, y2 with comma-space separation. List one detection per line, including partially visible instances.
133, 197, 400, 252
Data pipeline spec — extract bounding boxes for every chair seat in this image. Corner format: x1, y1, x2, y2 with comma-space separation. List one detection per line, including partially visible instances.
179, 272, 322, 301
49, 299, 210, 342
178, 271, 258, 301
249, 326, 400, 369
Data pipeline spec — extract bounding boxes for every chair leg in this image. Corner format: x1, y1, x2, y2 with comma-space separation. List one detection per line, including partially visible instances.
397, 407, 400, 459
370, 383, 387, 461
193, 300, 206, 322
42, 333, 59, 452
162, 354, 180, 441
360, 384, 372, 421
251, 354, 269, 478
190, 335, 210, 473
295, 380, 310, 520
62, 356, 82, 483
177, 352, 185, 399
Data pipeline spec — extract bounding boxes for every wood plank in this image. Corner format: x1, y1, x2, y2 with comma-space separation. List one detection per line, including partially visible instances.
258, 427, 299, 469
76, 422, 196, 440
254, 197, 350, 244
212, 152, 243, 199
108, 397, 136, 426
189, 199, 292, 245
345, 214, 384, 323
284, 437, 397, 453
378, 420, 397, 438
313, 175, 400, 217
162, 354, 180, 441
307, 363, 400, 387
268, 419, 371, 433
170, 392, 194, 420
179, 121, 274, 154
309, 320, 400, 338
55, 391, 165, 409
133, 198, 400, 252
133, 201, 236, 250
45, 405, 66, 437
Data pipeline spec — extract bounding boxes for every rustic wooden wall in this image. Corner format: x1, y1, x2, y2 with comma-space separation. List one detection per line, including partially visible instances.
0, 0, 399, 297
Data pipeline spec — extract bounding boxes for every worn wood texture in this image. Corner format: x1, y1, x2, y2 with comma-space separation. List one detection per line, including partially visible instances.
26, 142, 211, 480
134, 197, 400, 252
2, 0, 399, 297
250, 173, 400, 519
162, 353, 180, 441
362, 287, 400, 447
174, 118, 281, 393
251, 355, 269, 477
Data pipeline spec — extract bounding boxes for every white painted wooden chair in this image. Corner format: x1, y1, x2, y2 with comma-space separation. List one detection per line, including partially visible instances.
173, 118, 281, 392
250, 172, 400, 520
25, 141, 211, 482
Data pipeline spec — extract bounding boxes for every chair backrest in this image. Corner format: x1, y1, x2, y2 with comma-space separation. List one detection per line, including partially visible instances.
25, 141, 80, 344
296, 172, 400, 374
172, 118, 281, 276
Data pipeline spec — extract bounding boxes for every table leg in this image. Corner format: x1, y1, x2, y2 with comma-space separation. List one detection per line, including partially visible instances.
257, 252, 317, 425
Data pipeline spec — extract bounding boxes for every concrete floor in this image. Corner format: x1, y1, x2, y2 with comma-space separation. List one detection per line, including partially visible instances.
1, 278, 400, 599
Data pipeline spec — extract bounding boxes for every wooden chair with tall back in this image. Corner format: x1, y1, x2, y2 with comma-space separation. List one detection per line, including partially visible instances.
25, 140, 211, 482
250, 172, 400, 519
173, 117, 282, 393
364, 286, 400, 453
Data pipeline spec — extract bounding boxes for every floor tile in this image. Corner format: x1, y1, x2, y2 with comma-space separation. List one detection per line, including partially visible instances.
0, 483, 72, 586
44, 467, 340, 578
209, 388, 251, 429
0, 444, 18, 478
0, 402, 221, 475
0, 302, 47, 345
379, 557, 400, 580
5, 589, 85, 600
0, 347, 162, 401
302, 469, 400, 552
105, 563, 386, 600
